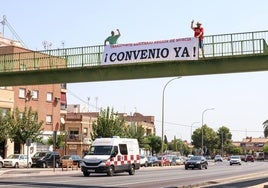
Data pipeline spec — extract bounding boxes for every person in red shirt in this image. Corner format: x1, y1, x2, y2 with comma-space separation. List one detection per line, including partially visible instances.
191, 20, 205, 58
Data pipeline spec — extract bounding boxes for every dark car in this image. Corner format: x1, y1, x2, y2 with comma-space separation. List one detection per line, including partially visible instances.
245, 155, 254, 162
31, 151, 47, 167
185, 156, 208, 170
147, 156, 159, 167
60, 155, 82, 167
36, 151, 60, 168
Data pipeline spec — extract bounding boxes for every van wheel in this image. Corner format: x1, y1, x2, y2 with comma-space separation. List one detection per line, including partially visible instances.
107, 166, 114, 176
0, 162, 3, 168
83, 171, 90, 177
129, 165, 135, 175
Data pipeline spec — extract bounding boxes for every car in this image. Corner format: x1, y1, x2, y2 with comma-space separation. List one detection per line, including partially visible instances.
3, 154, 32, 168
140, 155, 148, 167
59, 155, 82, 167
164, 155, 177, 166
185, 156, 208, 170
36, 151, 60, 168
245, 155, 254, 162
0, 156, 3, 168
175, 156, 185, 165
147, 156, 159, 167
214, 155, 223, 162
31, 151, 47, 167
157, 156, 170, 166
229, 155, 241, 165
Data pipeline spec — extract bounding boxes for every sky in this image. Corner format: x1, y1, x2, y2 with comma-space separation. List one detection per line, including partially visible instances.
1, 0, 268, 142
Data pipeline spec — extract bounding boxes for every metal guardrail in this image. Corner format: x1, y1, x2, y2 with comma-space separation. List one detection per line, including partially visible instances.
0, 30, 267, 72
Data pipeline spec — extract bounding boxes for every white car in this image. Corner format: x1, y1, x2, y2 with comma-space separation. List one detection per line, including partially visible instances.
3, 154, 32, 168
140, 155, 148, 167
229, 155, 241, 165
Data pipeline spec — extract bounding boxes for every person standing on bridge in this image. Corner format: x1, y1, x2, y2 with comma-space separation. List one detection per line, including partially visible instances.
104, 29, 121, 46
191, 20, 205, 58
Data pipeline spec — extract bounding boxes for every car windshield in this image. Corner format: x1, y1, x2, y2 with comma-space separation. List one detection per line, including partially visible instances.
7, 154, 19, 159
87, 146, 113, 155
231, 156, 239, 159
33, 152, 46, 157
190, 156, 202, 160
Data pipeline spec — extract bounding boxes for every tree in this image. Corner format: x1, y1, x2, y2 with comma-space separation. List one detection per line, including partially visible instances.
144, 135, 162, 155
263, 120, 268, 137
125, 123, 146, 148
191, 124, 218, 155
216, 126, 232, 155
0, 111, 10, 143
90, 107, 126, 140
47, 133, 66, 149
6, 107, 44, 153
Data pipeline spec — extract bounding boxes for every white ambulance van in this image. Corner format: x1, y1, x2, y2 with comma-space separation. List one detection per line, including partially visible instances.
80, 136, 140, 176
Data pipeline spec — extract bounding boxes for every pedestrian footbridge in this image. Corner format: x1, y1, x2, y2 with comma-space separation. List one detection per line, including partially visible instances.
0, 30, 267, 86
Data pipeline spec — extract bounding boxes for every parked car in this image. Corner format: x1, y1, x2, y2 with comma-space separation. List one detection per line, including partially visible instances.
164, 155, 177, 166
36, 151, 60, 168
214, 155, 223, 162
175, 156, 185, 165
59, 155, 82, 167
0, 156, 4, 168
229, 155, 241, 165
245, 155, 254, 162
185, 156, 208, 170
140, 155, 148, 167
157, 156, 170, 166
3, 154, 32, 168
147, 156, 159, 167
31, 151, 47, 167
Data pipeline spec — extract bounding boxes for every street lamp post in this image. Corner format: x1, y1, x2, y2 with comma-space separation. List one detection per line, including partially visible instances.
161, 77, 181, 164
201, 108, 214, 155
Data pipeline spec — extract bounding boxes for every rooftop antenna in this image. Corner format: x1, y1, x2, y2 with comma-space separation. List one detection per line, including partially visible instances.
42, 40, 52, 50
0, 15, 27, 47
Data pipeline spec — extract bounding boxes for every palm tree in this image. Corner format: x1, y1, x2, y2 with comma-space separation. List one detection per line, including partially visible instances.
263, 120, 268, 137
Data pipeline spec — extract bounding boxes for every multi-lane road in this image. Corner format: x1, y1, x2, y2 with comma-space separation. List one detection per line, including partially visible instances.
0, 160, 268, 188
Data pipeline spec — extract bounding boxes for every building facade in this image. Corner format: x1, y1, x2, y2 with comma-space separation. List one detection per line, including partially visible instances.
64, 105, 156, 156
0, 36, 66, 158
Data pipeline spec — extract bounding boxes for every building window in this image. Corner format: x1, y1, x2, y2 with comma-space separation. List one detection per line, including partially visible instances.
83, 128, 88, 136
46, 115, 52, 124
31, 90, 38, 100
19, 88, 26, 98
46, 92, 53, 102
20, 64, 26, 71
69, 128, 79, 140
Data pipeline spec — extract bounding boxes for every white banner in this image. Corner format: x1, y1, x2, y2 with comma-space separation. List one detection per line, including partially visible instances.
102, 37, 198, 65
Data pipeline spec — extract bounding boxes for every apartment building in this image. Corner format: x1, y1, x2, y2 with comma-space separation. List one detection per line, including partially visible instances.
64, 105, 155, 156
0, 36, 67, 157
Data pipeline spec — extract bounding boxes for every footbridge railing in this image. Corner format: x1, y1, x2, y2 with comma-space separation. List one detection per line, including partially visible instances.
0, 30, 267, 72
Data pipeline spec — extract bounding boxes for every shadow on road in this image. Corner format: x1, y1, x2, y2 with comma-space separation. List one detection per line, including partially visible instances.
204, 177, 268, 188
0, 181, 127, 188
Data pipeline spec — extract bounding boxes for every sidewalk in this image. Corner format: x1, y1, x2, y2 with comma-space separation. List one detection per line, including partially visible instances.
0, 167, 81, 178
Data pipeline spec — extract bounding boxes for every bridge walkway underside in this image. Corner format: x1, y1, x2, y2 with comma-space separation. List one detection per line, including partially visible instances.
0, 54, 267, 86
